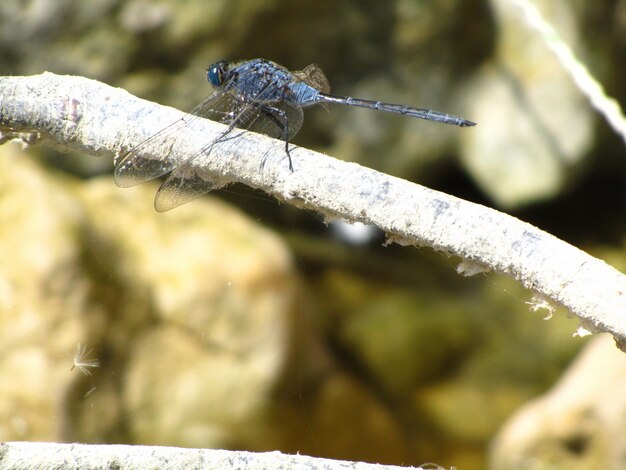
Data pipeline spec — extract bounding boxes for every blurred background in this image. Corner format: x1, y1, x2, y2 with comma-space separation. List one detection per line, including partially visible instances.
1, 0, 626, 469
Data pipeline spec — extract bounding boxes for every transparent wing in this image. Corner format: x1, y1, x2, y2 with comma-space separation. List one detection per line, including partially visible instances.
154, 163, 225, 212
153, 124, 245, 212
114, 90, 239, 188
154, 84, 304, 212
293, 63, 331, 93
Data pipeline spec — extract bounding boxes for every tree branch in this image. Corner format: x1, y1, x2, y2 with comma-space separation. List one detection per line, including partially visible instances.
1, 72, 625, 350
0, 442, 423, 470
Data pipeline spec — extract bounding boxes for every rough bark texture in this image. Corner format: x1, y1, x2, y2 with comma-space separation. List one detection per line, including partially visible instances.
0, 442, 424, 470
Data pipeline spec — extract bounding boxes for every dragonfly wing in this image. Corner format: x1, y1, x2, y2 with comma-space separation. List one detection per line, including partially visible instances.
114, 90, 239, 188
154, 162, 225, 212
154, 82, 305, 210
294, 64, 331, 94
114, 114, 194, 188
190, 89, 239, 124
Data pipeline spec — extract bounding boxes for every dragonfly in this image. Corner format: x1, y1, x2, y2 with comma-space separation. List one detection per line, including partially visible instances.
114, 58, 476, 212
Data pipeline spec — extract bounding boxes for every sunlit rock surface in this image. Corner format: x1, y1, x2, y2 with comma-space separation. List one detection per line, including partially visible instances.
463, 0, 594, 208
491, 334, 626, 470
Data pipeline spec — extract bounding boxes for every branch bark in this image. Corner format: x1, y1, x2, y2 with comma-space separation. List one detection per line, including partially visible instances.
0, 442, 419, 470
1, 72, 625, 350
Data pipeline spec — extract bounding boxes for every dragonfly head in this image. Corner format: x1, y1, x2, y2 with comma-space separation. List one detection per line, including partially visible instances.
207, 61, 229, 89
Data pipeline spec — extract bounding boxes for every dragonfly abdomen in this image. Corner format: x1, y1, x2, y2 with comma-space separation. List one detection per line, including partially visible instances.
317, 92, 475, 127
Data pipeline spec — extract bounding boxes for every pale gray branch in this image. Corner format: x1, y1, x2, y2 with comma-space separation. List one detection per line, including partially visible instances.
0, 442, 425, 470
1, 72, 626, 351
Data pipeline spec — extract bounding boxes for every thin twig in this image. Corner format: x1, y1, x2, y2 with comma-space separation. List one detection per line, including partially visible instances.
510, 0, 626, 145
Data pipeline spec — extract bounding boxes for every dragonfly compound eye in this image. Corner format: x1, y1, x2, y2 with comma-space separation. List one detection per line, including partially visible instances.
207, 61, 229, 88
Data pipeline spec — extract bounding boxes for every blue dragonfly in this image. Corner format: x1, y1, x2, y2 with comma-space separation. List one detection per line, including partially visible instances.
115, 58, 475, 211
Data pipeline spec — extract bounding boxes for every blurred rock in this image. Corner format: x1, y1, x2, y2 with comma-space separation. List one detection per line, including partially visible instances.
312, 269, 585, 469
463, 0, 594, 207
266, 372, 411, 464
78, 178, 297, 447
0, 146, 416, 464
490, 334, 626, 470
0, 145, 296, 447
0, 144, 93, 441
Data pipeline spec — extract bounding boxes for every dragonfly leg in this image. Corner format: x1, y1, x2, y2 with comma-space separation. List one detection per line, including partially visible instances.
285, 139, 293, 172
258, 104, 293, 172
